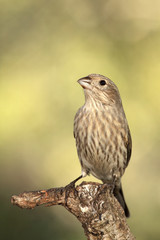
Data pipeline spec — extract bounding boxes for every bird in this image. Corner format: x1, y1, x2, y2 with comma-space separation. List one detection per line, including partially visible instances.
73, 73, 132, 218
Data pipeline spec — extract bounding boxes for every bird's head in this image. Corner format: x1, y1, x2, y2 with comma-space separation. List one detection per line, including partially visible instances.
78, 74, 122, 106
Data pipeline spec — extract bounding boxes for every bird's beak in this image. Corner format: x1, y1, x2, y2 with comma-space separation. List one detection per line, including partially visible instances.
78, 77, 92, 89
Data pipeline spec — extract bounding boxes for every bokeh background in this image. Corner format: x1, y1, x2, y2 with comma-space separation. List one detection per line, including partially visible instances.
1, 0, 160, 239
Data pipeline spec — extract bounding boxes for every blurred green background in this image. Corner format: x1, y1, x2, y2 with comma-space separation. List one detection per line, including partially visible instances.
1, 0, 160, 239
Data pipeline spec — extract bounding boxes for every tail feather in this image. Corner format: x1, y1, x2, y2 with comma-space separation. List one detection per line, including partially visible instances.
113, 184, 130, 218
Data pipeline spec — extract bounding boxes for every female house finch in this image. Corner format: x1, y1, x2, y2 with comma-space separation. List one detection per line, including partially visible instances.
74, 74, 132, 218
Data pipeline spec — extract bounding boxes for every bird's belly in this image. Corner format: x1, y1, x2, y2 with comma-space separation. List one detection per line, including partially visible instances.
79, 132, 127, 183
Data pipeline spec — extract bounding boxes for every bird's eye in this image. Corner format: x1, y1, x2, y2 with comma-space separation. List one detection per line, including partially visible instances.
99, 80, 106, 86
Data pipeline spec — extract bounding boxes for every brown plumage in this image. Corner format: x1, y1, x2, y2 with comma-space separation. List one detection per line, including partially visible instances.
74, 74, 132, 217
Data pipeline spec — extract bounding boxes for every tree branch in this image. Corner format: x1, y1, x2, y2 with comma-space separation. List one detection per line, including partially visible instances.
11, 181, 135, 240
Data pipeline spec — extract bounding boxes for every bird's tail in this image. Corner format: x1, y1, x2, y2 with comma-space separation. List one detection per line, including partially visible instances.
113, 183, 130, 218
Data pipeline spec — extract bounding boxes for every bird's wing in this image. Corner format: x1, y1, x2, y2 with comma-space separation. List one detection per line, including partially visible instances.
126, 128, 132, 166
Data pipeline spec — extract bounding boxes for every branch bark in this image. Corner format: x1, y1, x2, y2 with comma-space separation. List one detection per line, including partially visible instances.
11, 181, 135, 240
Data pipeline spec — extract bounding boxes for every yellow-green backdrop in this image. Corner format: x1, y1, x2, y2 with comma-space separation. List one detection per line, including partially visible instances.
1, 1, 160, 239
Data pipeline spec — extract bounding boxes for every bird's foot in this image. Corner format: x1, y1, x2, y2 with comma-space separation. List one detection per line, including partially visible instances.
64, 175, 83, 205
101, 182, 115, 194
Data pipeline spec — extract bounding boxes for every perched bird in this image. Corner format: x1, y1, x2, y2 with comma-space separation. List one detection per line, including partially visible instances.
74, 74, 132, 217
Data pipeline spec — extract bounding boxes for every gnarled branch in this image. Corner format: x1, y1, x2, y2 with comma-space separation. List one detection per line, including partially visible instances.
11, 181, 135, 240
